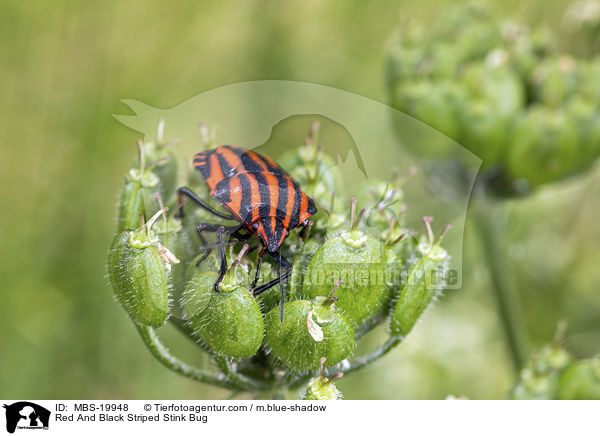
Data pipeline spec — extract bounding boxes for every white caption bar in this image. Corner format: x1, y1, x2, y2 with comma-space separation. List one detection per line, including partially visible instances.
1, 400, 598, 436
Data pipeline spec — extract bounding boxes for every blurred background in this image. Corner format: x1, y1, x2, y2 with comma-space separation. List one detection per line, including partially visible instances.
1, 0, 599, 399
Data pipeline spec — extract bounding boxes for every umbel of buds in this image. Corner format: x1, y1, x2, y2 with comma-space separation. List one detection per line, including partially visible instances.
387, 3, 600, 196
107, 120, 452, 399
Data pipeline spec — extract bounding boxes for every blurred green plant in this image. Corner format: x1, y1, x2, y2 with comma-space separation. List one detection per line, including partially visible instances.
386, 1, 600, 380
107, 122, 452, 399
511, 325, 600, 399
387, 2, 600, 196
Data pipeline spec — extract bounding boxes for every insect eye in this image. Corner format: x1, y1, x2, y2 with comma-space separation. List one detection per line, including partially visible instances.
252, 222, 259, 230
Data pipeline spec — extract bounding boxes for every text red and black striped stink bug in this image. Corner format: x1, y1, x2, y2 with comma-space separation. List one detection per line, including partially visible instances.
177, 145, 317, 320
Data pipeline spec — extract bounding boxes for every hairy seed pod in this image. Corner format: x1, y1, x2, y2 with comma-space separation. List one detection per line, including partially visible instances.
288, 240, 320, 301
264, 296, 354, 371
181, 271, 217, 320
390, 219, 449, 337
117, 168, 159, 231
139, 120, 179, 204
151, 149, 177, 204
108, 210, 174, 327
304, 230, 388, 326
254, 262, 281, 313
154, 216, 195, 318
277, 122, 343, 209
187, 273, 264, 359
185, 251, 221, 282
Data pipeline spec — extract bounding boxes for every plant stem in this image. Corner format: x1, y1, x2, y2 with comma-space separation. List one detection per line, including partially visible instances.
135, 323, 240, 390
289, 335, 403, 390
213, 355, 271, 392
332, 335, 403, 376
166, 318, 272, 391
472, 199, 528, 372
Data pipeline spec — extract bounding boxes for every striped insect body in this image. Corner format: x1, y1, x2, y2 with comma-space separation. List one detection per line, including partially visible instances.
193, 145, 316, 252
180, 144, 318, 320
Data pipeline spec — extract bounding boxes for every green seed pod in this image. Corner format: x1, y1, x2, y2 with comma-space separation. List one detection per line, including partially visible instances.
139, 120, 178, 204
277, 122, 344, 210
395, 80, 461, 145
424, 43, 462, 80
457, 99, 509, 166
108, 209, 174, 328
452, 20, 502, 62
355, 179, 408, 237
451, 61, 524, 166
565, 97, 600, 172
153, 215, 195, 318
387, 44, 425, 85
185, 250, 222, 282
188, 268, 263, 359
151, 150, 177, 204
180, 271, 214, 320
530, 56, 579, 109
506, 106, 578, 187
556, 357, 600, 400
288, 240, 320, 301
304, 230, 388, 326
180, 201, 222, 254
390, 218, 449, 337
579, 60, 600, 106
461, 62, 524, 117
264, 295, 355, 371
303, 358, 343, 400
254, 262, 281, 313
384, 232, 416, 306
117, 167, 159, 231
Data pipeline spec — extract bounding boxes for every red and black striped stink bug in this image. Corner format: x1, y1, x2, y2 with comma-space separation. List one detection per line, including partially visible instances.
177, 145, 317, 320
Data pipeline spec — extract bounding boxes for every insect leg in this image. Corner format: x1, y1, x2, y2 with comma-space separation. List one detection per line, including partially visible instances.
252, 252, 293, 320
250, 247, 267, 289
194, 223, 242, 266
177, 186, 235, 220
252, 252, 293, 296
214, 225, 228, 293
299, 220, 313, 240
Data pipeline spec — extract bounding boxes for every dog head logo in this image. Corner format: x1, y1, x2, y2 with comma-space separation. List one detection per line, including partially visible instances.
3, 402, 50, 433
